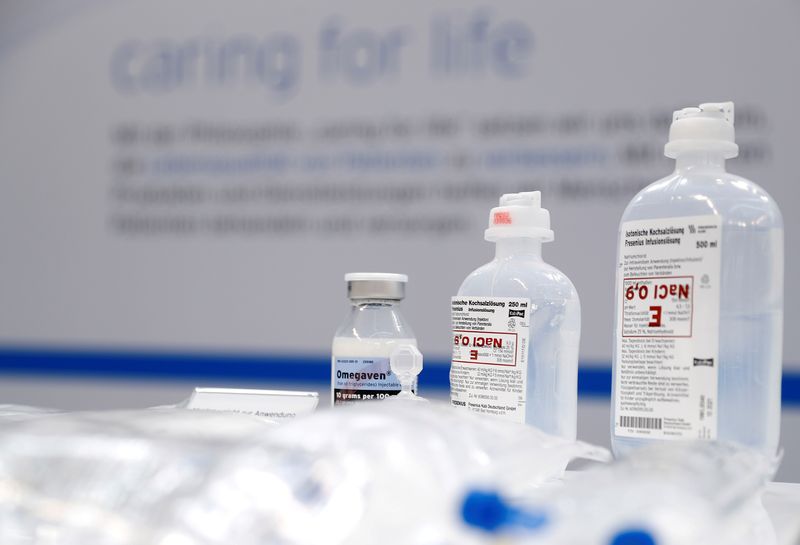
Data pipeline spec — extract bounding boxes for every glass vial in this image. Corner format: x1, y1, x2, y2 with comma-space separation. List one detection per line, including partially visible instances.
332, 273, 417, 405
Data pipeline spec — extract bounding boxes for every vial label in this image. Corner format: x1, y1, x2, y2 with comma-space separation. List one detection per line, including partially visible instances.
615, 215, 721, 440
450, 296, 531, 423
333, 357, 403, 404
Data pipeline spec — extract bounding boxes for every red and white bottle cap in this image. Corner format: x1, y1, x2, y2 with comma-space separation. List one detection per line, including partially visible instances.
484, 191, 554, 242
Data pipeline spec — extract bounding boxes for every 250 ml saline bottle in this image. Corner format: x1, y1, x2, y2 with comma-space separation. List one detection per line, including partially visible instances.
332, 273, 417, 405
612, 102, 784, 455
451, 192, 580, 439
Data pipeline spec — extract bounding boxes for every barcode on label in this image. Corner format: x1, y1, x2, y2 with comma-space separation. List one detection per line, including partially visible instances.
620, 415, 662, 430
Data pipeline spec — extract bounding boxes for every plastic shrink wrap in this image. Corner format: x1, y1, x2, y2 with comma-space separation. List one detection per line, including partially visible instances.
0, 402, 609, 545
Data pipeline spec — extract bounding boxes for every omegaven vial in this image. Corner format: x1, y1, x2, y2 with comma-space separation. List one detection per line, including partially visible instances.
451, 192, 580, 439
612, 102, 784, 456
332, 273, 417, 405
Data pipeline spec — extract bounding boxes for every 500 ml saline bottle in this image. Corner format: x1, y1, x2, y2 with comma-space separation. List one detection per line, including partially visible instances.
451, 192, 580, 439
612, 102, 784, 456
332, 273, 417, 405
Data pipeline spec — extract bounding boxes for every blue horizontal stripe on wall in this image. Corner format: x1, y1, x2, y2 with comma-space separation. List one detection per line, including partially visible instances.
0, 346, 797, 405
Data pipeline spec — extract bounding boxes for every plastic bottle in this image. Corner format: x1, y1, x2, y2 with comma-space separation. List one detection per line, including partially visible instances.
450, 192, 580, 439
611, 102, 784, 456
332, 273, 417, 405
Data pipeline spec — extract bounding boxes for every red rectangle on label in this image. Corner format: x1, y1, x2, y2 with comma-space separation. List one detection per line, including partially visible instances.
621, 275, 694, 338
452, 329, 519, 366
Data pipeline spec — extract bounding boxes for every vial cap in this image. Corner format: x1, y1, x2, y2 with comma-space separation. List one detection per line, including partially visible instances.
461, 490, 509, 532
484, 191, 554, 243
610, 529, 657, 545
345, 272, 407, 301
664, 101, 738, 159
461, 489, 549, 534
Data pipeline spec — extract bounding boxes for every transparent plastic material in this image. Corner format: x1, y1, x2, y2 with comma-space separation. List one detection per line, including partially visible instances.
0, 403, 609, 545
389, 344, 426, 401
331, 298, 417, 404
611, 152, 784, 456
462, 441, 779, 545
0, 404, 58, 421
544, 442, 779, 545
265, 401, 610, 545
0, 409, 281, 545
457, 238, 581, 439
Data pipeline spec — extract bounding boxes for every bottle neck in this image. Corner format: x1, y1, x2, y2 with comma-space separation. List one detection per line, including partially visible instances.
350, 299, 400, 308
494, 238, 543, 260
674, 152, 727, 174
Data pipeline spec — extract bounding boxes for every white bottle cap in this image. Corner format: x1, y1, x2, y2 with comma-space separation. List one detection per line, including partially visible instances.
484, 191, 554, 243
664, 101, 738, 159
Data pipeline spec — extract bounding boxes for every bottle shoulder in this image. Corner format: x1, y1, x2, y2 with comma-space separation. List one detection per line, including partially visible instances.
334, 304, 415, 339
459, 256, 579, 301
622, 170, 783, 228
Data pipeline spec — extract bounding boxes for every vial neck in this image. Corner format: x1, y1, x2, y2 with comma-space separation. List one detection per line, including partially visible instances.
674, 152, 727, 173
351, 299, 399, 308
494, 238, 542, 260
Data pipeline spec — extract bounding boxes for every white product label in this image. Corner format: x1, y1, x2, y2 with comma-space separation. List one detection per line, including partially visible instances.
333, 356, 404, 404
450, 296, 531, 423
615, 215, 721, 440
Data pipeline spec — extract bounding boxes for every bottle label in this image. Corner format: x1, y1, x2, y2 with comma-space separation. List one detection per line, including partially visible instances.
450, 296, 531, 423
333, 357, 403, 404
615, 215, 721, 440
